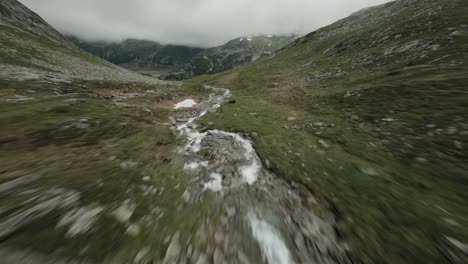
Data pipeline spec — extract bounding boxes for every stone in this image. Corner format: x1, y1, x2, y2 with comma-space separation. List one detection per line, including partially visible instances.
162, 232, 181, 264
416, 157, 428, 163
195, 253, 208, 264
142, 176, 151, 182
58, 206, 104, 238
318, 139, 329, 149
360, 167, 378, 176
213, 247, 223, 263
382, 118, 395, 122
169, 116, 177, 125
287, 117, 297, 122
237, 250, 250, 264
112, 200, 135, 223
225, 206, 236, 218
134, 247, 150, 263
126, 224, 141, 237
120, 161, 138, 169
214, 231, 225, 245
181, 189, 191, 202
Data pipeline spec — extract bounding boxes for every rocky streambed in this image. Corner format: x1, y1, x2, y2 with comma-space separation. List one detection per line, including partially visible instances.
167, 86, 350, 264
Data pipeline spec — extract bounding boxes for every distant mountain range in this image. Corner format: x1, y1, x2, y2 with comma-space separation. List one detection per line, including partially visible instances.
68, 34, 299, 79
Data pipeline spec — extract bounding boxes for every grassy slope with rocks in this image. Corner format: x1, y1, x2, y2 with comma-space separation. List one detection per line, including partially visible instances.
0, 0, 218, 262
0, 79, 217, 262
0, 0, 163, 84
186, 0, 468, 262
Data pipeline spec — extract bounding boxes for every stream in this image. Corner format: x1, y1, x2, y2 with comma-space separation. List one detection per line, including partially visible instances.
169, 86, 350, 264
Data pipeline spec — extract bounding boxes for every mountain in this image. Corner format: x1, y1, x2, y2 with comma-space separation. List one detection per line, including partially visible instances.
0, 0, 160, 83
162, 34, 300, 80
68, 36, 204, 77
186, 0, 468, 262
69, 34, 299, 80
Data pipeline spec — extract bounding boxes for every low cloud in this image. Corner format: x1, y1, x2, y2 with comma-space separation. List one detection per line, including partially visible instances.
20, 0, 389, 47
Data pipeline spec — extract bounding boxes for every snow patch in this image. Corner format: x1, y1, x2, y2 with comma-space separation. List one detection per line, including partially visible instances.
247, 212, 294, 264
174, 99, 197, 109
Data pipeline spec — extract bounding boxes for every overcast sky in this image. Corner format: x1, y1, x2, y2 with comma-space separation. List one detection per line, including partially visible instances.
20, 0, 389, 47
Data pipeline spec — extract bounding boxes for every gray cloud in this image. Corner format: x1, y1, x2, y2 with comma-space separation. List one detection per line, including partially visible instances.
19, 0, 389, 47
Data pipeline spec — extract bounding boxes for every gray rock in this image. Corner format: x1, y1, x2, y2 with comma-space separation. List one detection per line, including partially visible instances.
360, 167, 378, 176
214, 231, 225, 245
237, 250, 250, 264
287, 117, 297, 122
112, 200, 135, 223
120, 161, 138, 169
57, 206, 105, 237
162, 232, 181, 264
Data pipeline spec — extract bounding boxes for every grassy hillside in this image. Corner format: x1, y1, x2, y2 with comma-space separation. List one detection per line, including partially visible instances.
0, 1, 216, 262
186, 0, 468, 262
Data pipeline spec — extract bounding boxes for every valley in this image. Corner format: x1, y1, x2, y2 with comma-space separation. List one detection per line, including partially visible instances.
1, 0, 468, 263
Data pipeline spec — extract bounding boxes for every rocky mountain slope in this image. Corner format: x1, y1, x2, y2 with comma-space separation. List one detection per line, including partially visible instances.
68, 37, 204, 78
70, 34, 299, 80
187, 0, 468, 262
0, 0, 162, 84
163, 34, 300, 80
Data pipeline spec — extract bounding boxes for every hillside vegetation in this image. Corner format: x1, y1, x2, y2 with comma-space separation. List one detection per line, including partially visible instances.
187, 0, 468, 262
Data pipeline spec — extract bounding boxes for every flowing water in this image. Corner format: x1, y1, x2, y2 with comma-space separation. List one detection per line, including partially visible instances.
169, 86, 350, 263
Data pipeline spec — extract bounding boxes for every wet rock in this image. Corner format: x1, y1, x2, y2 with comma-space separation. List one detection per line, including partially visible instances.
169, 116, 177, 125
287, 117, 297, 122
225, 206, 236, 218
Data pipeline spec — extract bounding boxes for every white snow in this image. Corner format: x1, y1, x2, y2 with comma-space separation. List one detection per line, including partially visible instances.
174, 99, 197, 109
247, 212, 294, 264
204, 173, 223, 192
